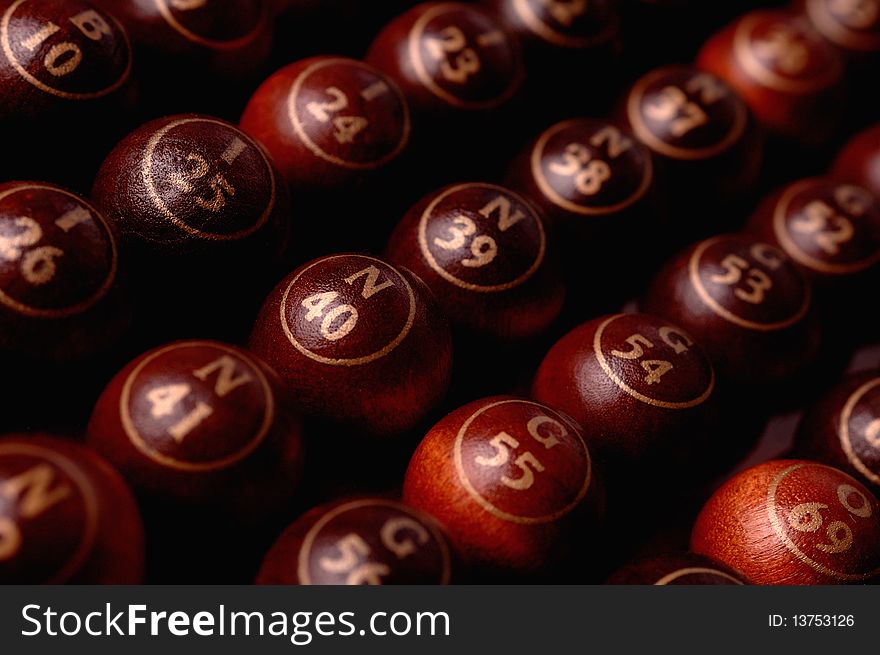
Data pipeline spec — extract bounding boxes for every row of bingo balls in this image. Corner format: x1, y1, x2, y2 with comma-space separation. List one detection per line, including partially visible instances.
3, 105, 878, 374
2, 167, 880, 585
2, 357, 880, 584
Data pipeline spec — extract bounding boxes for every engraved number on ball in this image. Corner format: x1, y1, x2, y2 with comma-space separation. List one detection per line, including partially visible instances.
474, 415, 565, 491
19, 10, 114, 78
425, 26, 481, 85
306, 87, 371, 145
301, 266, 395, 341
786, 484, 874, 555
709, 243, 785, 305
0, 207, 93, 286
0, 464, 71, 561
317, 517, 431, 585
790, 186, 870, 256
643, 74, 728, 138
168, 137, 249, 213
433, 194, 526, 268
610, 327, 694, 386
145, 355, 254, 443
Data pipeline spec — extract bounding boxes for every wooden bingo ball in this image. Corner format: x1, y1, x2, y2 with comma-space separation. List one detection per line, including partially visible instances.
507, 118, 655, 242
0, 0, 131, 121
91, 114, 290, 335
533, 313, 719, 471
796, 371, 880, 491
256, 498, 453, 584
0, 434, 144, 584
643, 234, 820, 386
386, 183, 564, 343
403, 396, 600, 577
249, 253, 452, 437
746, 177, 880, 287
240, 56, 411, 193
366, 2, 524, 119
607, 552, 747, 585
86, 340, 303, 519
799, 0, 880, 61
0, 182, 128, 361
0, 0, 133, 184
832, 123, 880, 199
620, 64, 762, 228
90, 0, 272, 83
691, 459, 880, 584
697, 9, 845, 146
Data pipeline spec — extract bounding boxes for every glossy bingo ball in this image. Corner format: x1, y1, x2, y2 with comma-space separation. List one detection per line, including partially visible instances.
620, 64, 761, 228
86, 340, 303, 519
697, 9, 845, 146
747, 177, 880, 287
532, 313, 719, 473
691, 460, 880, 584
0, 434, 144, 584
0, 0, 131, 121
796, 371, 880, 492
386, 183, 564, 343
832, 123, 880, 199
91, 114, 290, 335
507, 118, 655, 244
607, 552, 747, 585
366, 2, 524, 119
256, 498, 453, 585
249, 253, 452, 437
0, 0, 133, 183
644, 234, 820, 386
403, 396, 600, 577
240, 56, 412, 193
0, 182, 128, 361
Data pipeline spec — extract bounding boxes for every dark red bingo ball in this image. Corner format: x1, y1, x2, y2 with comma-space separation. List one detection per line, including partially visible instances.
257, 498, 453, 585
747, 177, 880, 286
367, 2, 524, 117
533, 313, 719, 470
620, 64, 762, 215
249, 254, 453, 436
508, 118, 655, 238
386, 183, 564, 343
0, 434, 144, 584
0, 0, 132, 120
240, 56, 411, 192
93, 114, 290, 262
0, 182, 128, 361
86, 340, 303, 519
644, 234, 821, 385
